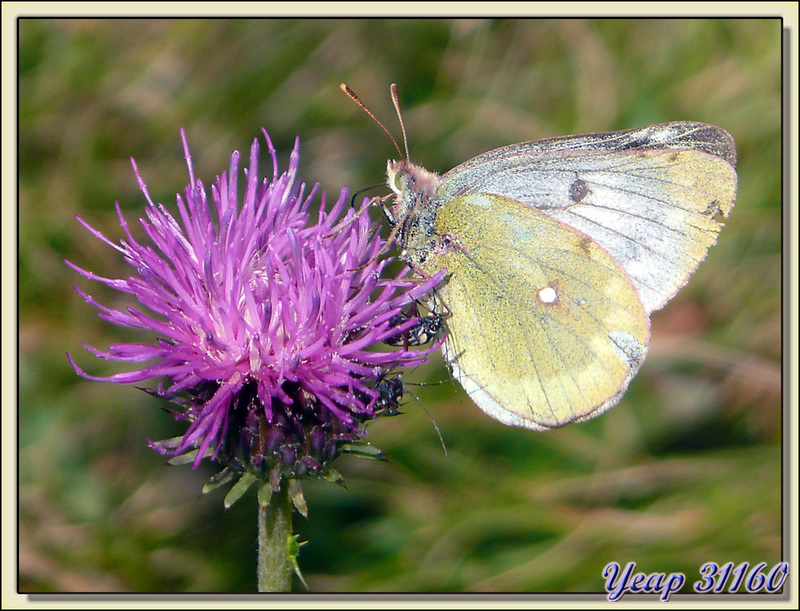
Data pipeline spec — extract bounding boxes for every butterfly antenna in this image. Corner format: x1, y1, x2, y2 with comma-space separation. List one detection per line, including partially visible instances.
340, 83, 403, 158
390, 83, 410, 160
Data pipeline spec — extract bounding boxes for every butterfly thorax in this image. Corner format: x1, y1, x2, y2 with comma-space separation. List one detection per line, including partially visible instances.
386, 159, 445, 268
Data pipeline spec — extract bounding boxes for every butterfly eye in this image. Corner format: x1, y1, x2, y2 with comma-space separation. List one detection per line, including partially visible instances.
393, 170, 406, 191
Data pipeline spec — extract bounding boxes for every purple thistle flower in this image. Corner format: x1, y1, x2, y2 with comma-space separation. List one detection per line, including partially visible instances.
67, 129, 444, 485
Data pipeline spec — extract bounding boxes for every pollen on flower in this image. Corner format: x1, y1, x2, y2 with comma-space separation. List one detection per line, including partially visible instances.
67, 128, 444, 489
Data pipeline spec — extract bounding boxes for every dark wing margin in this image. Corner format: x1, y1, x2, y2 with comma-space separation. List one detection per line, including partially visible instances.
439, 122, 736, 195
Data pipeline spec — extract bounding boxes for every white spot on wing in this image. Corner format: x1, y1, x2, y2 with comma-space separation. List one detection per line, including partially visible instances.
538, 286, 558, 304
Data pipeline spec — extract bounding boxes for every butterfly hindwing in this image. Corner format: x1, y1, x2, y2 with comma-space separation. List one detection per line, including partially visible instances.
418, 192, 650, 429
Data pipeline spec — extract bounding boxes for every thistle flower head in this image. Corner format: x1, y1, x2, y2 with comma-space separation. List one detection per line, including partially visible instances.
67, 129, 443, 486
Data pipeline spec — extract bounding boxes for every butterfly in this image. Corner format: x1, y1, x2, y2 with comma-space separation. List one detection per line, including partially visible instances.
345, 84, 737, 430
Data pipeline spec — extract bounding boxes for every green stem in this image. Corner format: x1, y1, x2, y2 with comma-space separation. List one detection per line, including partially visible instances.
257, 483, 292, 592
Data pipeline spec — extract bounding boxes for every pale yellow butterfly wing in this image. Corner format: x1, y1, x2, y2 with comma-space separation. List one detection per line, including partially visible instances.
419, 193, 650, 429
437, 122, 737, 313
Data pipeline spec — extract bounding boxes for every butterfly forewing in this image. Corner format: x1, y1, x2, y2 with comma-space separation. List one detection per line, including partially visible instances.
436, 122, 737, 313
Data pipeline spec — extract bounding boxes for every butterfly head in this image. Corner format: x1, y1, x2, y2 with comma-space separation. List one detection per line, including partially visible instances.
383, 159, 444, 267
386, 159, 441, 224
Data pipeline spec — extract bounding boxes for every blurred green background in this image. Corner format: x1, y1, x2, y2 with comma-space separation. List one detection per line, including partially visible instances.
18, 18, 783, 593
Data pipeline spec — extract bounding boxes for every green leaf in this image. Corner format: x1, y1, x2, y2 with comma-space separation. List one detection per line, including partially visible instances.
288, 533, 308, 589
149, 435, 186, 452
165, 449, 199, 465
287, 479, 308, 518
223, 472, 257, 509
257, 481, 273, 508
322, 466, 347, 488
202, 466, 237, 495
339, 442, 388, 461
